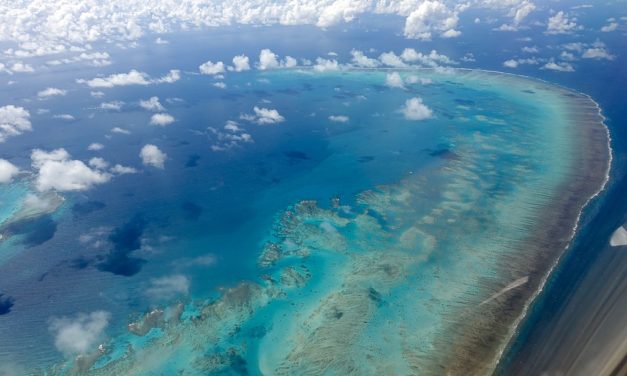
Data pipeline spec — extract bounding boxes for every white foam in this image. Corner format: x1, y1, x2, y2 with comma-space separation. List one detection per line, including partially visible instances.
610, 226, 627, 247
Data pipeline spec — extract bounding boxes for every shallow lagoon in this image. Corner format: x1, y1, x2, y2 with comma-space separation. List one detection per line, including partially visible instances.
0, 69, 609, 375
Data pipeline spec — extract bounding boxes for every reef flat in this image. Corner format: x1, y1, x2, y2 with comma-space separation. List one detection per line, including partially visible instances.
33, 69, 610, 375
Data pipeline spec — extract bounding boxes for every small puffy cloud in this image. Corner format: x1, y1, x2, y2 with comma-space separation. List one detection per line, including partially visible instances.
213, 82, 226, 89
350, 49, 380, 68
88, 157, 108, 169
546, 11, 580, 34
400, 48, 456, 67
146, 275, 189, 300
208, 120, 253, 151
150, 113, 175, 126
503, 59, 519, 68
542, 60, 575, 72
87, 143, 104, 151
139, 97, 165, 112
111, 127, 130, 135
386, 72, 405, 89
522, 46, 539, 53
53, 114, 75, 121
110, 164, 138, 174
329, 115, 349, 123
379, 51, 406, 68
256, 49, 297, 70
230, 54, 250, 72
37, 87, 66, 98
32, 148, 112, 191
601, 22, 618, 32
78, 69, 180, 88
241, 106, 285, 125
49, 311, 110, 356
91, 91, 105, 98
401, 97, 433, 120
404, 1, 460, 40
0, 105, 31, 142
199, 60, 225, 75
313, 58, 340, 72
155, 37, 169, 44
99, 101, 124, 111
140, 144, 166, 168
0, 159, 19, 183
582, 47, 615, 60
11, 62, 34, 73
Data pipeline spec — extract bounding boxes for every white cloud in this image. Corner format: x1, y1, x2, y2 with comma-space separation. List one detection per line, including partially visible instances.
546, 11, 579, 34
37, 87, 67, 98
401, 97, 433, 120
0, 105, 31, 142
53, 114, 75, 121
379, 51, 406, 68
208, 120, 254, 151
155, 37, 169, 44
313, 58, 340, 72
31, 148, 112, 191
11, 62, 34, 73
139, 96, 165, 112
150, 113, 175, 126
601, 22, 618, 32
542, 60, 575, 72
99, 101, 124, 111
328, 115, 349, 123
199, 60, 225, 75
258, 49, 280, 70
111, 127, 130, 135
521, 46, 539, 53
400, 48, 456, 67
91, 91, 105, 98
503, 59, 519, 68
386, 72, 405, 89
242, 106, 285, 125
350, 49, 380, 68
78, 69, 180, 88
88, 157, 108, 169
283, 56, 298, 68
49, 311, 110, 356
145, 275, 189, 300
110, 164, 138, 174
213, 82, 226, 89
140, 144, 166, 168
0, 159, 19, 183
230, 54, 250, 72
582, 47, 615, 60
87, 143, 104, 151
404, 1, 460, 40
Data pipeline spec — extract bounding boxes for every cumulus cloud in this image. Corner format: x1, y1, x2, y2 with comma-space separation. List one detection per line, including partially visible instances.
145, 275, 189, 300
31, 148, 112, 191
257, 49, 297, 70
546, 11, 580, 34
53, 114, 75, 121
503, 59, 519, 68
328, 115, 349, 123
350, 49, 380, 68
77, 69, 180, 88
49, 311, 110, 356
313, 58, 340, 72
0, 105, 31, 142
241, 106, 285, 125
37, 87, 67, 98
379, 51, 406, 68
400, 48, 456, 67
199, 60, 225, 75
87, 143, 104, 151
601, 22, 618, 32
11, 62, 34, 73
110, 164, 138, 174
542, 60, 575, 72
99, 101, 124, 111
150, 113, 175, 126
230, 54, 250, 72
139, 97, 165, 111
208, 120, 253, 151
404, 1, 460, 40
582, 46, 615, 60
401, 97, 433, 120
111, 127, 130, 135
386, 72, 405, 89
140, 144, 166, 168
0, 159, 19, 183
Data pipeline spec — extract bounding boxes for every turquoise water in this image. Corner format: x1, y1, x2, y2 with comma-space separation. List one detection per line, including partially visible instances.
0, 69, 605, 374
